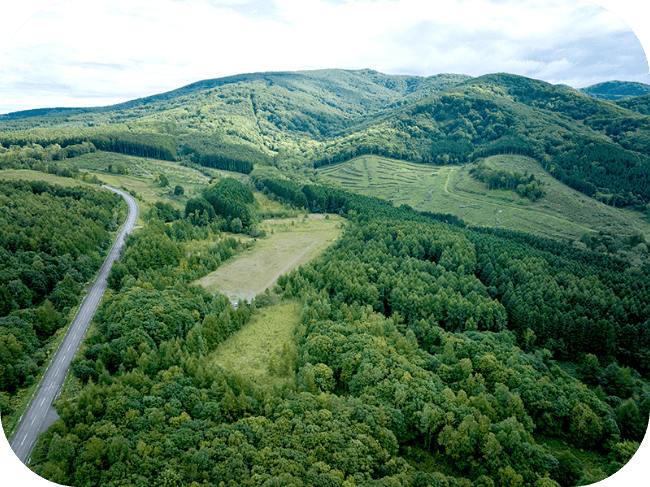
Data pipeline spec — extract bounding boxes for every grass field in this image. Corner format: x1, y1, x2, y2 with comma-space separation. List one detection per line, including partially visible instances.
212, 300, 301, 385
0, 169, 95, 187
317, 155, 650, 243
60, 151, 225, 226
68, 151, 251, 223
195, 214, 343, 303
70, 151, 220, 195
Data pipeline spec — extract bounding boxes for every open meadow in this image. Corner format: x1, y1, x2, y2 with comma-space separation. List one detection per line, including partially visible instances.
0, 169, 95, 188
317, 154, 650, 243
211, 300, 301, 386
195, 214, 343, 303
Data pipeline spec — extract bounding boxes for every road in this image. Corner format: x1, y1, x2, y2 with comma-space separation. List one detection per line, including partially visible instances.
8, 185, 138, 464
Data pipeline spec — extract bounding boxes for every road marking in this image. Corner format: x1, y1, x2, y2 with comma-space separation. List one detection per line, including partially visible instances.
9, 187, 138, 464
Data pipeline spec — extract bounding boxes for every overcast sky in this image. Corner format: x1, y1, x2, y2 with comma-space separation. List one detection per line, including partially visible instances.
0, 0, 649, 114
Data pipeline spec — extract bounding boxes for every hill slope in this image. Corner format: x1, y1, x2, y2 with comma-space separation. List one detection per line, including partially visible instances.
1, 69, 650, 211
579, 80, 650, 100
317, 154, 650, 252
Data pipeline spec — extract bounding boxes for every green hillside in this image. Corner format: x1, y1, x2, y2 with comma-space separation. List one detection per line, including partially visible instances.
317, 154, 650, 263
579, 80, 650, 100
2, 69, 650, 215
3, 69, 650, 487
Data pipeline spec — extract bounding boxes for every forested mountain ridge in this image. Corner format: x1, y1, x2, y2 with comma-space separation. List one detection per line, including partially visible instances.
1, 70, 650, 210
579, 80, 650, 100
0, 69, 471, 128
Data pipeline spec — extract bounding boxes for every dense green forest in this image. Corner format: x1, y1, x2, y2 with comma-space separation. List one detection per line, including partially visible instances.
19, 177, 648, 487
469, 161, 545, 201
0, 180, 124, 417
2, 70, 650, 212
2, 68, 650, 486
578, 81, 650, 101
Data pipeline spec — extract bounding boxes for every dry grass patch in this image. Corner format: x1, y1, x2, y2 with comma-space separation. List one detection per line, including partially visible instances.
196, 214, 343, 302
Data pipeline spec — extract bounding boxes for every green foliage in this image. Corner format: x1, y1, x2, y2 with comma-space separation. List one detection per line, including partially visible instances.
616, 94, 650, 115
470, 160, 545, 201
0, 179, 121, 406
178, 133, 260, 174
2, 70, 650, 210
184, 197, 215, 225
148, 201, 180, 223
253, 176, 309, 209
202, 178, 255, 227
580, 80, 650, 100
11, 70, 650, 487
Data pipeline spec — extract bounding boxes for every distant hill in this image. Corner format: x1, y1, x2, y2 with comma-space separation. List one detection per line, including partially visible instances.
0, 69, 471, 122
1, 69, 650, 210
578, 80, 650, 100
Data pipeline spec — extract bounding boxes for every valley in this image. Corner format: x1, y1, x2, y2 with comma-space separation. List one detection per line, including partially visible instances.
1, 68, 649, 487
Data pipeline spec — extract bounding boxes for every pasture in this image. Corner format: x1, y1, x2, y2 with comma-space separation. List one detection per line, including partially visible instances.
316, 155, 650, 243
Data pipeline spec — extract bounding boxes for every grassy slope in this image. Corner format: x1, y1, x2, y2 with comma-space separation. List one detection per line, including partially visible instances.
62, 151, 248, 226
317, 154, 650, 243
0, 169, 94, 187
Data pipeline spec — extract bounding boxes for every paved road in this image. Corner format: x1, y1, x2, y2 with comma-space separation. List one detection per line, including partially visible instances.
8, 185, 138, 464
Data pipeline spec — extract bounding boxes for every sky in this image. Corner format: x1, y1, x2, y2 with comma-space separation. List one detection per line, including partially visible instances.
0, 0, 649, 114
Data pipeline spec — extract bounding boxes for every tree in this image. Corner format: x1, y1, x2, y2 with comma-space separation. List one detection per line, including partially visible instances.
159, 173, 169, 187
51, 274, 81, 310
0, 285, 14, 316
174, 185, 185, 196
230, 218, 243, 233
34, 300, 63, 337
555, 451, 583, 486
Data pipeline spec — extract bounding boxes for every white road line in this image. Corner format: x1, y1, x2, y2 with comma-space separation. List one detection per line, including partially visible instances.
9, 187, 138, 464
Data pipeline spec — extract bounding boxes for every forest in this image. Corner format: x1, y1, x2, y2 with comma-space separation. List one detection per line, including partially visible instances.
2, 70, 650, 211
1, 69, 649, 487
0, 180, 124, 416
8, 175, 644, 487
468, 162, 545, 201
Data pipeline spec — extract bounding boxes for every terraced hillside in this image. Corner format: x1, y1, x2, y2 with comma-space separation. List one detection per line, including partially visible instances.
317, 154, 650, 246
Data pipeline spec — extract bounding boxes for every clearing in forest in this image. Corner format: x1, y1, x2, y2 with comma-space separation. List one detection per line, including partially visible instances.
68, 151, 250, 225
212, 300, 301, 385
195, 214, 342, 303
317, 154, 650, 243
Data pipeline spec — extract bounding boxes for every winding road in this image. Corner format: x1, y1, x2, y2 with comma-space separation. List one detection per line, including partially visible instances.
8, 185, 138, 464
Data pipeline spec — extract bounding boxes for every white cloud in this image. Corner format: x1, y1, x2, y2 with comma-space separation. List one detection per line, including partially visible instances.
0, 0, 649, 113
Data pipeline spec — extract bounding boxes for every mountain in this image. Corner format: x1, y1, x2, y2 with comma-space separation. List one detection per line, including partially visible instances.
579, 80, 650, 100
0, 69, 471, 123
3, 70, 650, 487
1, 69, 650, 209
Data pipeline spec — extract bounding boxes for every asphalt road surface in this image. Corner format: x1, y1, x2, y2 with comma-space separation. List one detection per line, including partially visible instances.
8, 185, 138, 464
